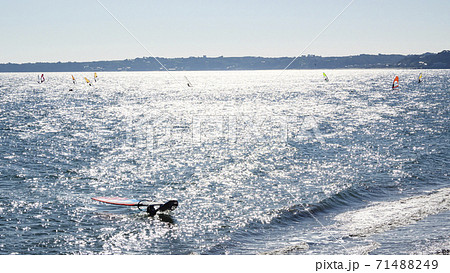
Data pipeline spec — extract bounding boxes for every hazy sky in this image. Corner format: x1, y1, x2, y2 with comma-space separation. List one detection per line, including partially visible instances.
1, 0, 449, 63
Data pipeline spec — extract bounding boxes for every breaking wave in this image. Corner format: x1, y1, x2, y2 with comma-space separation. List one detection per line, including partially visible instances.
334, 187, 450, 237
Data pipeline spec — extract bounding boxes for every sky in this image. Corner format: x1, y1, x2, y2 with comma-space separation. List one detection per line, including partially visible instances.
1, 0, 449, 63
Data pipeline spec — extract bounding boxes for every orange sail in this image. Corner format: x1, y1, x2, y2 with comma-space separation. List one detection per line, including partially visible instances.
392, 76, 399, 89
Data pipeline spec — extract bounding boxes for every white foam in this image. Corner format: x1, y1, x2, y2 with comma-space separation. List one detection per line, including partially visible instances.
260, 242, 309, 255
335, 187, 450, 237
346, 241, 381, 255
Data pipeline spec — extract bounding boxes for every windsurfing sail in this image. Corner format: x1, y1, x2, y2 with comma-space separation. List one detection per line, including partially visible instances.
71, 75, 76, 84
92, 197, 141, 206
392, 76, 399, 89
323, 72, 329, 82
418, 73, 423, 83
38, 74, 45, 84
184, 76, 193, 87
92, 197, 178, 216
94, 72, 98, 82
84, 77, 92, 86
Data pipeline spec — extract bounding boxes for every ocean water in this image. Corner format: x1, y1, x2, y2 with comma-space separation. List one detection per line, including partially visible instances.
0, 70, 448, 255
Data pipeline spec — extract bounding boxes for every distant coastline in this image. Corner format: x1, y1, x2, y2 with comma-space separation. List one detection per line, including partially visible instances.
1, 50, 449, 72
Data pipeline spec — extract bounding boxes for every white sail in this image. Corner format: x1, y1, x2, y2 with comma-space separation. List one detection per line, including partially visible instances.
185, 76, 193, 87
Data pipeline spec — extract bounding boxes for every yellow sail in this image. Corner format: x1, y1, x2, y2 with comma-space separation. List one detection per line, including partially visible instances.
94, 72, 98, 82
84, 77, 90, 84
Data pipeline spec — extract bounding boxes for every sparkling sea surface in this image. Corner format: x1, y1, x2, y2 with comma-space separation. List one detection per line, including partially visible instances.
0, 70, 448, 254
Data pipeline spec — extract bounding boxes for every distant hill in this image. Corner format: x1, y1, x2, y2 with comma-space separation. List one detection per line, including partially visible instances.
1, 51, 449, 72
395, 50, 450, 69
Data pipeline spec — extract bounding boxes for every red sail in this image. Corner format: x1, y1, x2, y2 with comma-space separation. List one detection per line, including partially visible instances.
392, 76, 399, 89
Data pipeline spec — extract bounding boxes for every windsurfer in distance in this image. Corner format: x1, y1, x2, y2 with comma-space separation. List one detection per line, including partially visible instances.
392, 76, 399, 90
